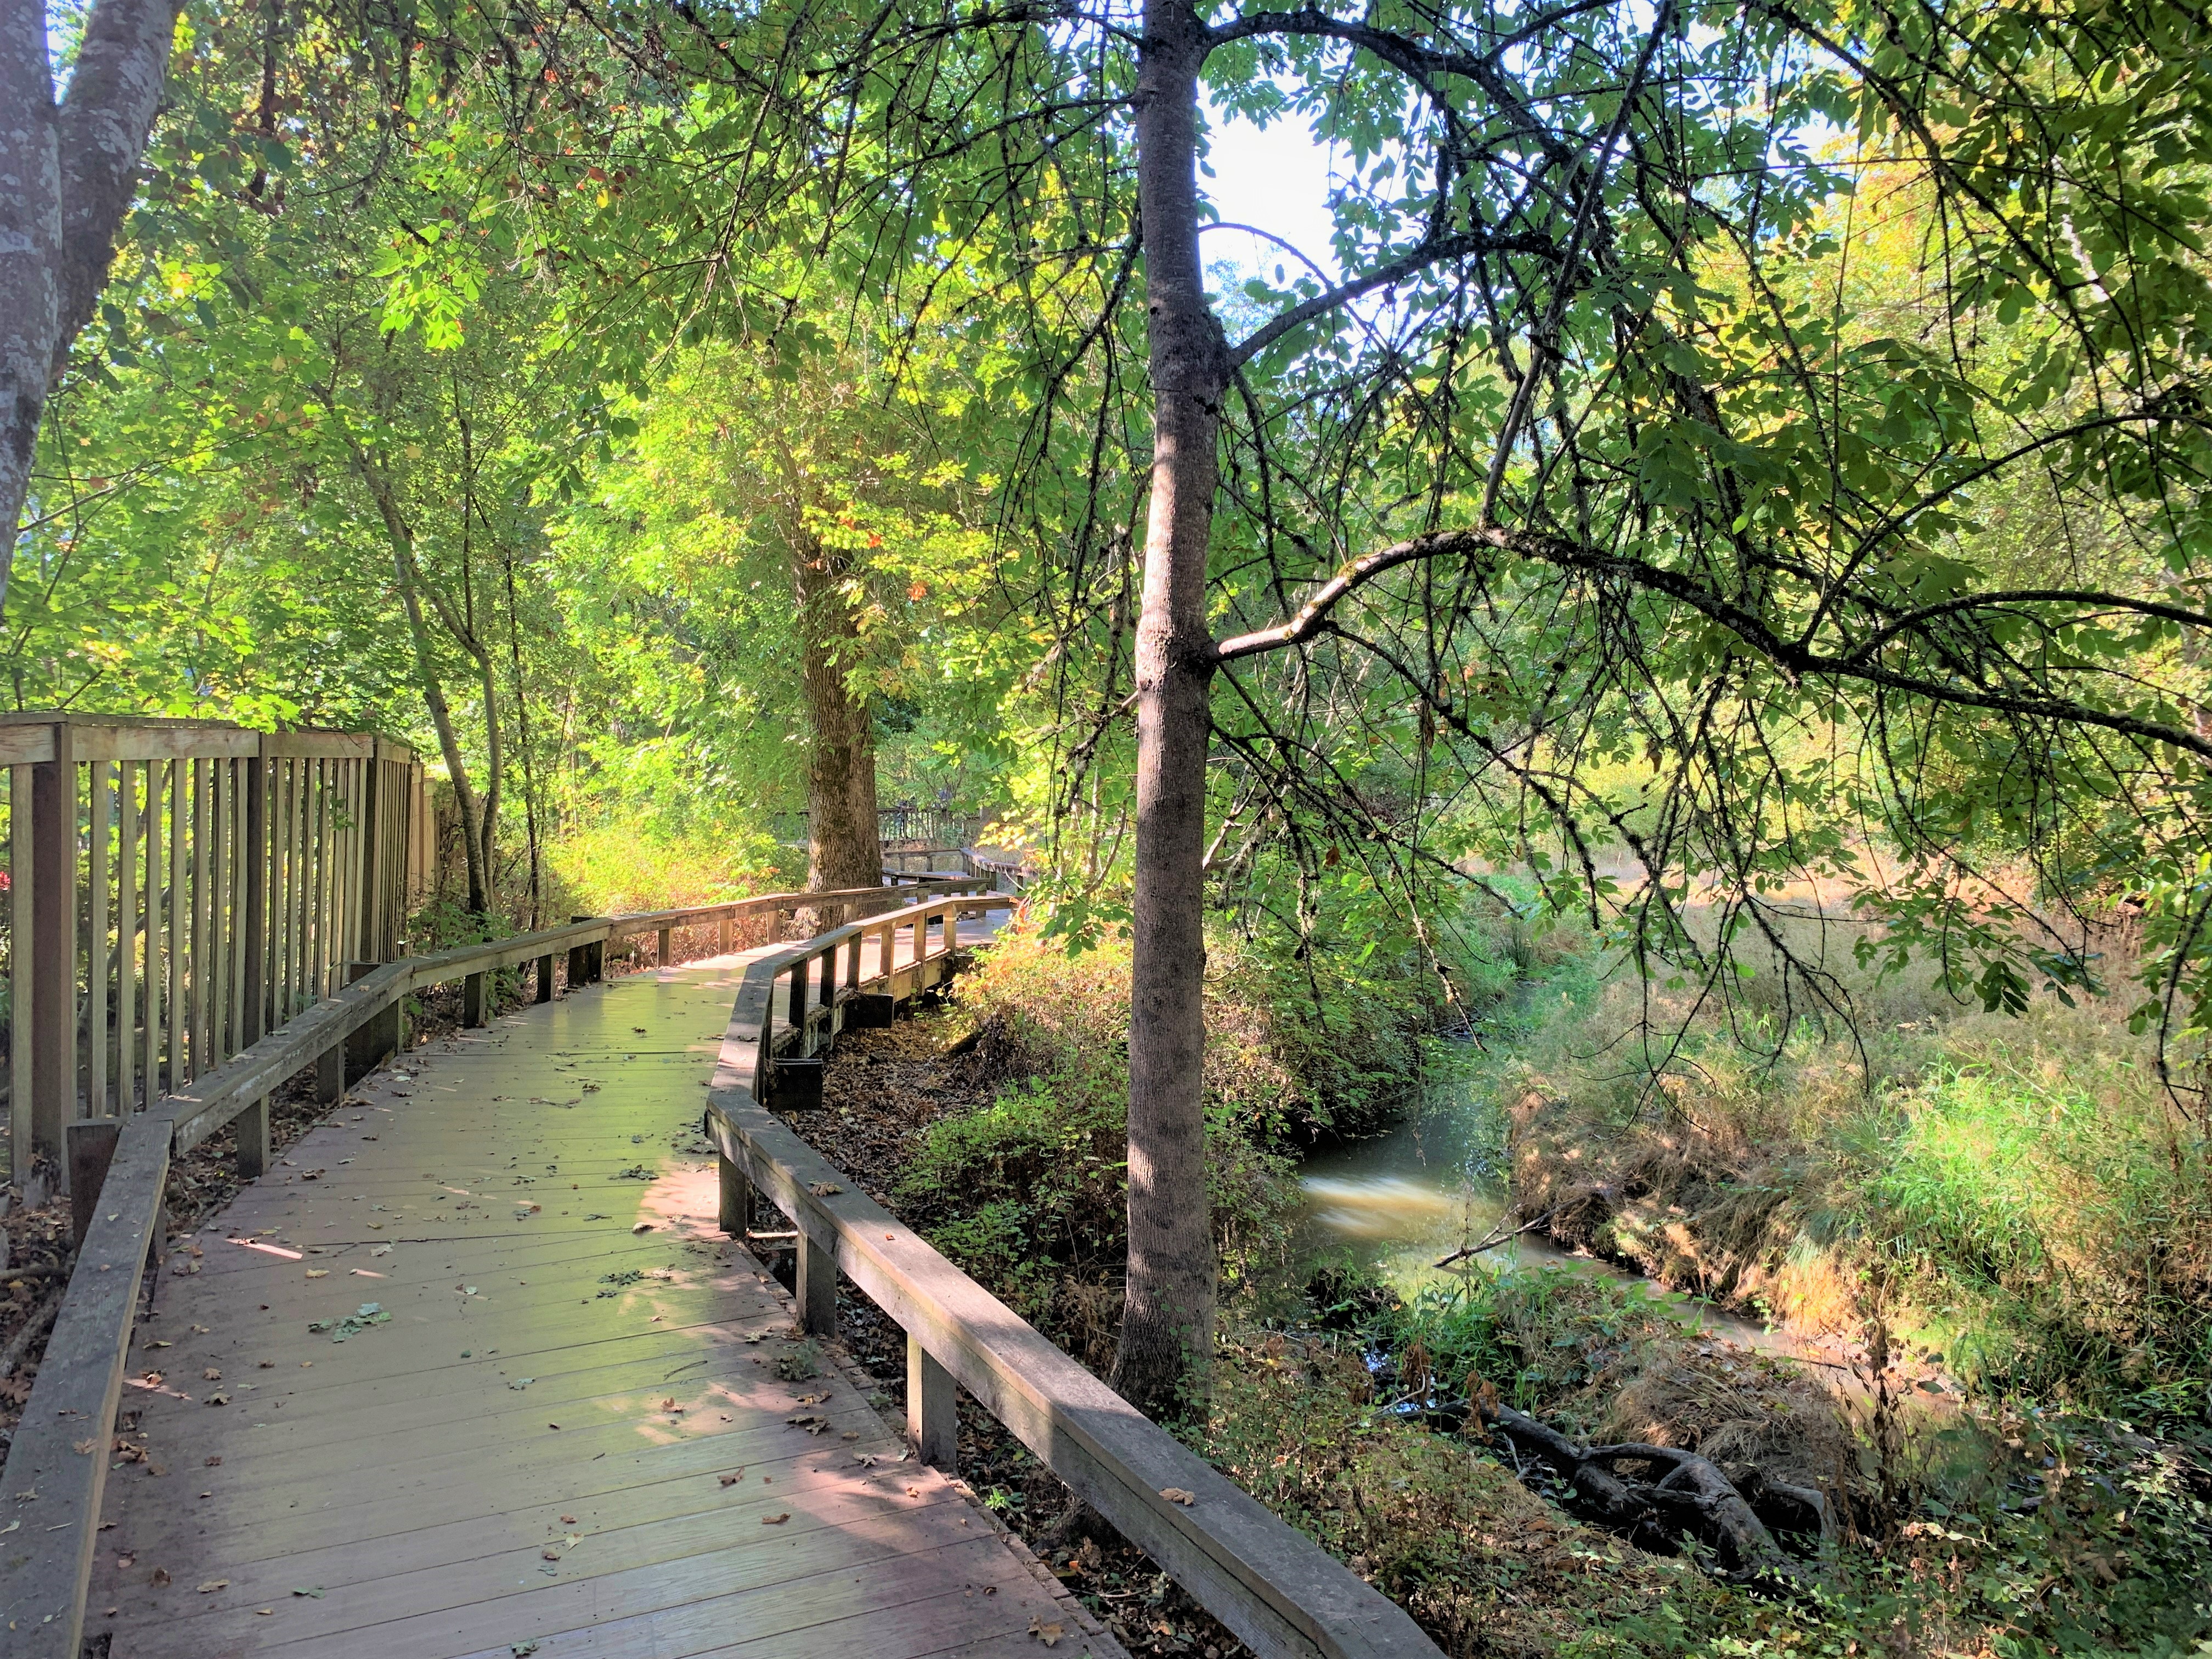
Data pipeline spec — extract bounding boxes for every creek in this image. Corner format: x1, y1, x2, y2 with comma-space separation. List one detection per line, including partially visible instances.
1283, 1062, 1809, 1365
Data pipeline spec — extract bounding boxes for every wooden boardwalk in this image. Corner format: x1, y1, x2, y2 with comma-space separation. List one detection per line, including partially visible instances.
83, 929, 1104, 1659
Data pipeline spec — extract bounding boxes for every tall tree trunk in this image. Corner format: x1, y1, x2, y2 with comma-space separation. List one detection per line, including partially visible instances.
1, 0, 180, 611
350, 448, 490, 918
1112, 0, 1224, 1421
793, 527, 881, 915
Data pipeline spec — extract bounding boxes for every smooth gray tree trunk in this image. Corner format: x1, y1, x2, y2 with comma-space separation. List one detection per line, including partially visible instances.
1, 0, 179, 611
1111, 0, 1224, 1421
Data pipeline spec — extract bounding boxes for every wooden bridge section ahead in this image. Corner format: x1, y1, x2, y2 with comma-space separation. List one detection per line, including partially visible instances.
86, 927, 1094, 1659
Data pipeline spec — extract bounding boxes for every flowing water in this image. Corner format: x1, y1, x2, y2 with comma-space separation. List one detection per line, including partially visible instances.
1284, 1058, 1791, 1358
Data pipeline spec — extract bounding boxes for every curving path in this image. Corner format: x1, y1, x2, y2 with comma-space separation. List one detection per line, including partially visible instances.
82, 932, 1107, 1659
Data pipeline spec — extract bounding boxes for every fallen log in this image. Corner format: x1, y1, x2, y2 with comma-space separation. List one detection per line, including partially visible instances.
1483, 1402, 1812, 1589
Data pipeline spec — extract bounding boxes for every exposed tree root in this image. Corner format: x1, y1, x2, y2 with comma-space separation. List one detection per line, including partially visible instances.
1482, 1401, 1821, 1589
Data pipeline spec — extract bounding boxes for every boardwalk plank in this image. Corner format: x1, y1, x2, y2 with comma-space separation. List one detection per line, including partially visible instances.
88, 945, 1106, 1659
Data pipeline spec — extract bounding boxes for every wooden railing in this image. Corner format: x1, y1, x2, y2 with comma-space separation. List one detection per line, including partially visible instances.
0, 872, 987, 1655
705, 901, 1441, 1658
962, 847, 1032, 893
0, 717, 428, 1192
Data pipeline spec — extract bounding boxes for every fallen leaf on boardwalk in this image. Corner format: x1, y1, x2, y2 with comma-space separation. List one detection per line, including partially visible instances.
228, 1237, 303, 1260
511, 1642, 539, 1656
143, 1340, 171, 1350
303, 1269, 329, 1280
197, 1579, 229, 1593
541, 1548, 561, 1561
805, 1182, 842, 1197
1029, 1618, 1064, 1646
760, 1513, 790, 1525
291, 1587, 325, 1599
202, 1369, 222, 1381
72, 1438, 99, 1455
204, 1457, 221, 1468
718, 1474, 742, 1487
509, 1379, 535, 1391
632, 1223, 654, 1233
906, 1486, 921, 1497
255, 1607, 274, 1616
1159, 1487, 1196, 1506
124, 1376, 190, 1401
350, 1269, 386, 1278
206, 1393, 231, 1406
560, 1516, 577, 1525
371, 1245, 393, 1257
149, 1569, 170, 1587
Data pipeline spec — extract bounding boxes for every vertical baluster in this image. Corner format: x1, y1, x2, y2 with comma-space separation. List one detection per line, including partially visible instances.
291, 757, 309, 1011
241, 752, 267, 1046
141, 763, 163, 1098
6, 766, 31, 1187
27, 725, 76, 1159
210, 757, 231, 1062
116, 765, 137, 1111
228, 758, 247, 1055
191, 756, 212, 1079
87, 761, 112, 1116
330, 757, 349, 972
275, 759, 295, 1020
299, 758, 317, 1005
345, 757, 363, 966
166, 759, 185, 1092
314, 757, 332, 999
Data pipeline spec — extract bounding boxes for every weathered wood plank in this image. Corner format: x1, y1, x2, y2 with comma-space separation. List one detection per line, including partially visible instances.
0, 1113, 169, 1652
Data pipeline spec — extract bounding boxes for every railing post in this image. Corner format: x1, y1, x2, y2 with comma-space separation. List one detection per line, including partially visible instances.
657, 924, 673, 968
534, 952, 554, 1003
716, 912, 732, 954
30, 720, 76, 1172
718, 1150, 753, 1237
8, 759, 36, 1189
566, 917, 592, 992
462, 970, 487, 1028
797, 1229, 836, 1336
235, 1094, 270, 1180
66, 1119, 120, 1244
907, 1334, 958, 1471
342, 961, 395, 1082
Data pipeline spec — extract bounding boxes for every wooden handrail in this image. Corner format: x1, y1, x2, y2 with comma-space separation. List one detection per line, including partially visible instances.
703, 901, 1442, 1658
0, 873, 989, 1655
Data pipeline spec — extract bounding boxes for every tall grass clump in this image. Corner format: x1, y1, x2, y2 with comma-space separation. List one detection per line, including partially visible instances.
1844, 1035, 2212, 1402
1506, 907, 2212, 1409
